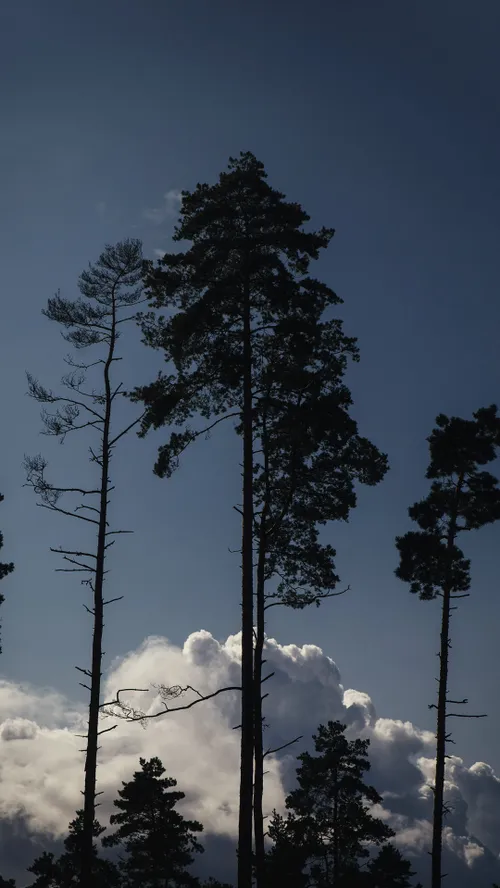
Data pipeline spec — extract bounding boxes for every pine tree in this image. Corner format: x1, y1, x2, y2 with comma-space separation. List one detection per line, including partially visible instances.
24, 240, 144, 888
0, 492, 14, 654
395, 405, 500, 888
251, 329, 387, 886
103, 757, 204, 887
27, 811, 121, 887
366, 844, 416, 887
266, 721, 394, 887
132, 151, 387, 888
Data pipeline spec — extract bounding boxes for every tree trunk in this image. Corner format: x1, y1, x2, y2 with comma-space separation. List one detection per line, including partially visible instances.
332, 767, 339, 887
431, 482, 461, 888
253, 526, 267, 888
431, 582, 451, 888
80, 296, 116, 888
238, 268, 254, 888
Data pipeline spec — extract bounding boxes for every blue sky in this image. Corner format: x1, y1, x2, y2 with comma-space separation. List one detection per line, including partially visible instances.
1, 0, 500, 787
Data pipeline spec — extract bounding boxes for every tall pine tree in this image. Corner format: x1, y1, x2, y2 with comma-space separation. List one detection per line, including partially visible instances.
395, 405, 500, 888
250, 326, 387, 886
132, 151, 387, 888
25, 240, 144, 888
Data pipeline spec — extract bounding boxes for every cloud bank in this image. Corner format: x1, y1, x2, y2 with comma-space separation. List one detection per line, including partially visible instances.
0, 631, 499, 885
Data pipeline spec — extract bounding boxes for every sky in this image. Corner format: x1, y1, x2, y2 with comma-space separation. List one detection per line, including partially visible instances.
1, 0, 500, 883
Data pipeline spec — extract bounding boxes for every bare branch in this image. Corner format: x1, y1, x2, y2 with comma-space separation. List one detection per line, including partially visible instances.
59, 556, 96, 571
108, 414, 145, 447
36, 503, 99, 525
97, 725, 117, 736
447, 712, 487, 719
108, 684, 241, 723
100, 688, 149, 708
50, 548, 98, 560
264, 735, 303, 758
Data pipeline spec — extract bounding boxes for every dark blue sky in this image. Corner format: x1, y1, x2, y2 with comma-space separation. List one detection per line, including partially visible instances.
1, 0, 500, 775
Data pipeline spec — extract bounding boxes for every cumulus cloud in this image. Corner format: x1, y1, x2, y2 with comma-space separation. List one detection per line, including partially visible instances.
0, 632, 500, 886
143, 189, 182, 224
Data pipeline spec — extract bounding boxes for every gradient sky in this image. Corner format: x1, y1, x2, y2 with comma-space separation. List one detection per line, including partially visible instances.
1, 0, 500, 786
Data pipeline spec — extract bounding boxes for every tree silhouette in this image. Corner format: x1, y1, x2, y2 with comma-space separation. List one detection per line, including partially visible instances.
366, 844, 418, 887
103, 757, 204, 887
132, 151, 385, 888
266, 721, 394, 887
24, 240, 145, 888
0, 493, 14, 654
395, 405, 500, 888
27, 811, 120, 887
251, 326, 387, 885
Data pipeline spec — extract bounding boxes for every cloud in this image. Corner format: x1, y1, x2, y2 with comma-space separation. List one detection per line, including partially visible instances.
143, 189, 182, 225
0, 632, 500, 886
96, 201, 107, 217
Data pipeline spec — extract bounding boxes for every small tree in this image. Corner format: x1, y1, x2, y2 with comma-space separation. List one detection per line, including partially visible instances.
395, 405, 500, 888
24, 240, 144, 888
366, 844, 417, 887
27, 811, 121, 887
266, 721, 394, 887
0, 493, 14, 653
103, 757, 204, 887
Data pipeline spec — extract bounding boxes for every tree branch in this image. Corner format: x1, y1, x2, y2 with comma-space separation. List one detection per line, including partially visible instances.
106, 684, 241, 723
36, 503, 99, 525
263, 735, 303, 758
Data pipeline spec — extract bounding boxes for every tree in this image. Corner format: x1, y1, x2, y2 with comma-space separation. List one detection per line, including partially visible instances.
0, 878, 16, 887
395, 405, 500, 888
24, 240, 144, 888
366, 844, 417, 887
266, 721, 394, 887
103, 756, 204, 887
27, 811, 121, 887
132, 151, 387, 888
251, 328, 387, 886
0, 492, 14, 653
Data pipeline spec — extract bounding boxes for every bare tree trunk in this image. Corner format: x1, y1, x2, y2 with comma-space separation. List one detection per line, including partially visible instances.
431, 480, 461, 888
332, 767, 339, 887
238, 270, 254, 888
80, 294, 117, 888
253, 525, 266, 888
431, 581, 451, 888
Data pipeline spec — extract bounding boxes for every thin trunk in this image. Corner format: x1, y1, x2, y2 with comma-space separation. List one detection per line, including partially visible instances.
332, 768, 339, 887
431, 582, 450, 888
254, 404, 271, 888
238, 266, 254, 888
80, 293, 117, 888
253, 525, 266, 888
431, 477, 461, 888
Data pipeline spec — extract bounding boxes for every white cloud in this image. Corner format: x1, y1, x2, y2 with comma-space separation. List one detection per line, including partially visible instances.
143, 189, 182, 225
0, 631, 500, 886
